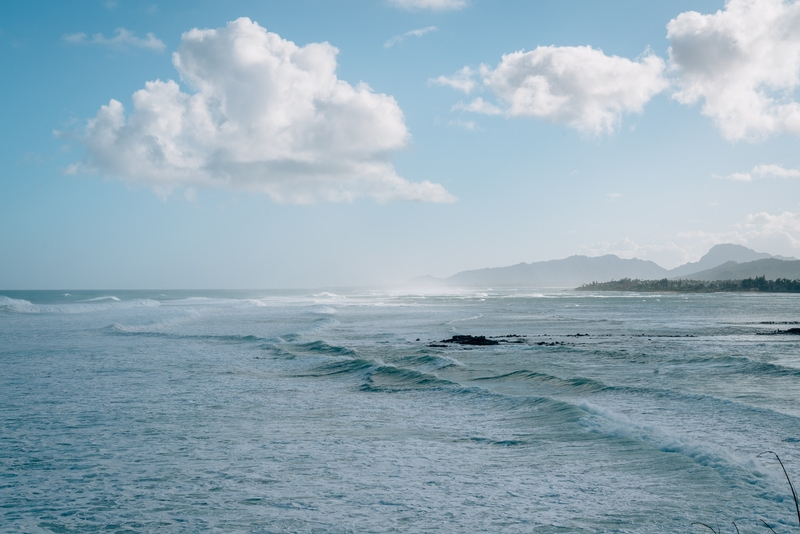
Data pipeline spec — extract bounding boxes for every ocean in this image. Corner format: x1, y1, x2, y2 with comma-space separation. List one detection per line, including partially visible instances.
2, 289, 800, 532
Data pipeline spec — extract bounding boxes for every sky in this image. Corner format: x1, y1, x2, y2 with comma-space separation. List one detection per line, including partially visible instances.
2, 0, 800, 289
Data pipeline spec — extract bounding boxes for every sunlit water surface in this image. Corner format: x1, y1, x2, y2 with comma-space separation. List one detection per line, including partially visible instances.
2, 289, 800, 532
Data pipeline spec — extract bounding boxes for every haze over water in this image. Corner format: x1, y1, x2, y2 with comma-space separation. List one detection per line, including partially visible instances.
3, 289, 800, 532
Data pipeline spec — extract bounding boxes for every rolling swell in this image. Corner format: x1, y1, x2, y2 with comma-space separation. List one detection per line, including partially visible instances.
300, 317, 339, 335
577, 401, 776, 491
296, 351, 592, 430
294, 340, 357, 357
680, 353, 800, 378
360, 365, 458, 392
104, 324, 283, 345
472, 370, 609, 394
296, 355, 457, 392
392, 353, 465, 371
471, 365, 800, 425
263, 339, 361, 362
299, 358, 375, 377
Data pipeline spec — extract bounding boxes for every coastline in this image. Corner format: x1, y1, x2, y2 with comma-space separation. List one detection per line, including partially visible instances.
576, 277, 800, 293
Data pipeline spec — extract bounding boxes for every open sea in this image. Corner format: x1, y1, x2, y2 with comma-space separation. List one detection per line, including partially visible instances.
2, 288, 800, 533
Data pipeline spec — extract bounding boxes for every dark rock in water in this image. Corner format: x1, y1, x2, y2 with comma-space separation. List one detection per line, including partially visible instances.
441, 335, 499, 346
757, 327, 800, 335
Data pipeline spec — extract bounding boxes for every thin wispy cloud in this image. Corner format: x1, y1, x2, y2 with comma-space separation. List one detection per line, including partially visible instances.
682, 211, 800, 252
447, 119, 476, 130
720, 164, 800, 182
384, 26, 437, 48
452, 97, 502, 115
721, 172, 754, 182
388, 0, 466, 11
430, 67, 475, 93
63, 28, 165, 51
582, 238, 692, 269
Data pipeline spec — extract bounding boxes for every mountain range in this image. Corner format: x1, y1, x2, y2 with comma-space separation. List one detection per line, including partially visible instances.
409, 244, 800, 289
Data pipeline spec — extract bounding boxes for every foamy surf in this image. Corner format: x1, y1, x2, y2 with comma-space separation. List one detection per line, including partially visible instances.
3, 289, 800, 532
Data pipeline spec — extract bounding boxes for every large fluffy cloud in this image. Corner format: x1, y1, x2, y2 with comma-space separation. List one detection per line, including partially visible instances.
668, 0, 800, 141
79, 18, 454, 203
439, 46, 667, 134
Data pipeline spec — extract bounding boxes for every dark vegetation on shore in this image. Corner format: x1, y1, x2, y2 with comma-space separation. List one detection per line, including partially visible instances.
577, 276, 800, 293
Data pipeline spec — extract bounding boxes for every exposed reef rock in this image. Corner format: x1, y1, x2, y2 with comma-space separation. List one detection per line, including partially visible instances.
758, 328, 800, 336
426, 334, 566, 347
440, 335, 499, 346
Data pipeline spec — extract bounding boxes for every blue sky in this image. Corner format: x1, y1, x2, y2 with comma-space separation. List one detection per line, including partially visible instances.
2, 0, 800, 289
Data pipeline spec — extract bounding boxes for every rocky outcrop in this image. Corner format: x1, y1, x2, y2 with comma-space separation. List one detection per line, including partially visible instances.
439, 335, 499, 346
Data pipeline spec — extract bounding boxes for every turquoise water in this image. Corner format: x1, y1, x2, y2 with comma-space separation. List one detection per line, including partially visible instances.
2, 289, 800, 532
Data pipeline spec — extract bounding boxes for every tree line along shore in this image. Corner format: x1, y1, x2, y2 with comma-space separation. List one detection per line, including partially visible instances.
576, 276, 800, 293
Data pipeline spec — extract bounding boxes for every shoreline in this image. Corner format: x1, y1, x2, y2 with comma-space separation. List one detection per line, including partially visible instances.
576, 276, 800, 293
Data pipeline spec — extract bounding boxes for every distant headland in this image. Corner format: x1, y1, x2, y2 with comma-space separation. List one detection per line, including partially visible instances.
408, 244, 800, 290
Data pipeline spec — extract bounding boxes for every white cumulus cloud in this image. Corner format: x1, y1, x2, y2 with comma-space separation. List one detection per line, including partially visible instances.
388, 0, 466, 11
737, 211, 800, 255
63, 28, 165, 51
744, 211, 800, 233
438, 46, 668, 134
676, 211, 800, 257
76, 18, 454, 204
721, 172, 755, 182
585, 209, 800, 269
430, 67, 476, 93
667, 0, 800, 141
384, 26, 437, 48
753, 163, 800, 178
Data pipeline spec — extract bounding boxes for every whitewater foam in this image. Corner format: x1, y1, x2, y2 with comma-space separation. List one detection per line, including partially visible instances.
3, 289, 800, 532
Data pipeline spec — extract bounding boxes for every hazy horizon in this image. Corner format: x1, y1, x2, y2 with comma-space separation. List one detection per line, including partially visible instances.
1, 242, 795, 291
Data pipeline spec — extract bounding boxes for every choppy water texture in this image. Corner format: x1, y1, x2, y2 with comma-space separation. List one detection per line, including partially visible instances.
2, 289, 800, 532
